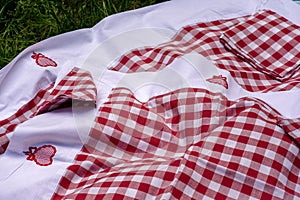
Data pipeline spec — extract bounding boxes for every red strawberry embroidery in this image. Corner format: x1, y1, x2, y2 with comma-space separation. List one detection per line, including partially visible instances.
31, 52, 57, 67
206, 75, 229, 89
23, 145, 57, 166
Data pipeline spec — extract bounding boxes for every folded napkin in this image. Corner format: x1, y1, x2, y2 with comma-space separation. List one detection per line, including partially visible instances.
220, 10, 300, 81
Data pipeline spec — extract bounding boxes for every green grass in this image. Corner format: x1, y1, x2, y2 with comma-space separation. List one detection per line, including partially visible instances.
0, 0, 167, 69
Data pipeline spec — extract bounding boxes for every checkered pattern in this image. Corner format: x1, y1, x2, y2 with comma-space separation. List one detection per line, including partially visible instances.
0, 84, 54, 154
278, 117, 300, 145
0, 67, 96, 154
52, 87, 300, 199
109, 10, 300, 92
35, 67, 97, 115
220, 10, 300, 82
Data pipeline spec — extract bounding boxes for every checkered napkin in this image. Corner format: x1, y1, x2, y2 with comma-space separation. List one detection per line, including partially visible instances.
0, 67, 96, 154
108, 12, 300, 92
53, 88, 300, 199
220, 10, 300, 81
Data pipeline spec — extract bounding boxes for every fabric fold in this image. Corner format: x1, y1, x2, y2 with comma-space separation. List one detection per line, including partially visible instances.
52, 87, 300, 199
0, 67, 97, 154
278, 117, 300, 146
220, 10, 300, 82
35, 67, 97, 115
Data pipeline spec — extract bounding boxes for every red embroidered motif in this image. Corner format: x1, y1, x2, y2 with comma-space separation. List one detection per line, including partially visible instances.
31, 52, 57, 67
206, 75, 228, 89
23, 145, 57, 166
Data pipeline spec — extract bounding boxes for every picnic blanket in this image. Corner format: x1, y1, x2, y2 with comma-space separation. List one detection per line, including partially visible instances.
0, 0, 300, 199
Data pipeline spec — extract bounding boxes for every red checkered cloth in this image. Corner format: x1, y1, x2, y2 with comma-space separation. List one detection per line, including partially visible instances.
108, 10, 300, 92
278, 117, 300, 145
220, 10, 300, 82
0, 67, 96, 154
0, 84, 54, 154
35, 68, 97, 115
52, 87, 300, 199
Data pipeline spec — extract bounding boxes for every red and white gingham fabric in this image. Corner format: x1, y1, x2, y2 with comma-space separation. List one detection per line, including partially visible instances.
220, 10, 300, 82
0, 67, 96, 154
108, 10, 300, 92
278, 117, 300, 144
0, 84, 54, 154
52, 87, 300, 199
35, 67, 97, 115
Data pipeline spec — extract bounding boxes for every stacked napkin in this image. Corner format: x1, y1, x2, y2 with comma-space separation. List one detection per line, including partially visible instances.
220, 10, 300, 81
